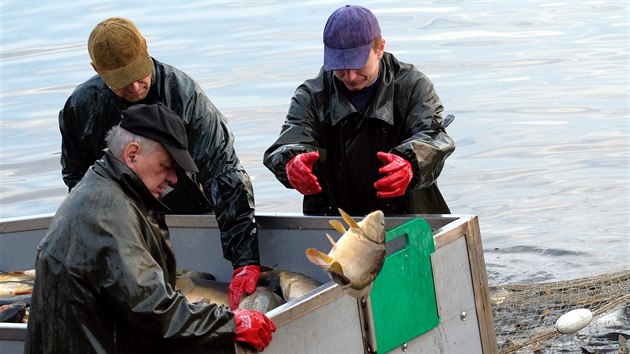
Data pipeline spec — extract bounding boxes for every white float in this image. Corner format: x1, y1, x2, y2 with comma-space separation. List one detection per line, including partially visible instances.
555, 308, 593, 334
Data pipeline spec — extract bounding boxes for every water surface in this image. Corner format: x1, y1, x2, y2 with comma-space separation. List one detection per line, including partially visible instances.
1, 1, 628, 284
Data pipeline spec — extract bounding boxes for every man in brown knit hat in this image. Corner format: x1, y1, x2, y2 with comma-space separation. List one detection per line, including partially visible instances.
59, 17, 261, 310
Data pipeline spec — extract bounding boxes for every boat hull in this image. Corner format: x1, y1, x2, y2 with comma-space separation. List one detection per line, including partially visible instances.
0, 212, 497, 353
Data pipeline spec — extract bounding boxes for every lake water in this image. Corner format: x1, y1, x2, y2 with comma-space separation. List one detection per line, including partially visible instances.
0, 1, 628, 285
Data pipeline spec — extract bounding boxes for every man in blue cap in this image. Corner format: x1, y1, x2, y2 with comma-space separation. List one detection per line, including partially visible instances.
264, 5, 456, 215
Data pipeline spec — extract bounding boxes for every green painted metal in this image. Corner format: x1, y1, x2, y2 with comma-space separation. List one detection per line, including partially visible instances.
370, 218, 439, 353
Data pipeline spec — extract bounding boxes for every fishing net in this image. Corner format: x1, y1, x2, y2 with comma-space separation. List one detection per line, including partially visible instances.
491, 268, 630, 354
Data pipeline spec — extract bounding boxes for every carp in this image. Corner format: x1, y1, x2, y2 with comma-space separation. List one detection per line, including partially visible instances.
0, 301, 28, 323
237, 286, 285, 313
175, 274, 230, 306
0, 269, 36, 282
305, 209, 386, 299
0, 294, 32, 306
176, 267, 319, 313
0, 280, 33, 298
258, 268, 322, 302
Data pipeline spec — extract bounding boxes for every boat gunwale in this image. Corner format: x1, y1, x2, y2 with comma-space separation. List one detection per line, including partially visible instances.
0, 212, 463, 234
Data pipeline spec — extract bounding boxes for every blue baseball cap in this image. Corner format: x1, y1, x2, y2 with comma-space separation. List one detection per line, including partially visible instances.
323, 5, 381, 71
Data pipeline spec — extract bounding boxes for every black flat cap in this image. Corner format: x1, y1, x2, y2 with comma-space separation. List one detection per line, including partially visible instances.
120, 103, 198, 173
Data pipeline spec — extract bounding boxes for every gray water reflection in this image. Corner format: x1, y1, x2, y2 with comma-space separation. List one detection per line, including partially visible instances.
0, 1, 628, 284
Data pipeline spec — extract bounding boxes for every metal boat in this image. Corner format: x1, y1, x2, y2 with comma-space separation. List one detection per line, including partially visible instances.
0, 212, 497, 353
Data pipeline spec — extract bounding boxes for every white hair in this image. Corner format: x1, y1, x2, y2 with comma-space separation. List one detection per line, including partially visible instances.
105, 125, 161, 159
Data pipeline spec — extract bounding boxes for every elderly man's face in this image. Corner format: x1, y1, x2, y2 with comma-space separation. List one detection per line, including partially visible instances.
112, 75, 152, 102
130, 144, 177, 198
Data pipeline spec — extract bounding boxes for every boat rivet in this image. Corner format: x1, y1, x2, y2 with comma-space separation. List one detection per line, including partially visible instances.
400, 343, 408, 352
460, 311, 467, 321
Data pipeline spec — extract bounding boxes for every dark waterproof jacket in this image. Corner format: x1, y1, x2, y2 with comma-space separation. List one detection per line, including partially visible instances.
263, 52, 455, 215
25, 153, 235, 354
59, 58, 258, 268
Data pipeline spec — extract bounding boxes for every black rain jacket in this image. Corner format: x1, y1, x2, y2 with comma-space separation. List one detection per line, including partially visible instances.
59, 58, 258, 268
25, 152, 235, 353
263, 53, 455, 215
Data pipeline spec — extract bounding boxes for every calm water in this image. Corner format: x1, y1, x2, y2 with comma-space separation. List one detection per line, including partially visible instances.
0, 1, 628, 285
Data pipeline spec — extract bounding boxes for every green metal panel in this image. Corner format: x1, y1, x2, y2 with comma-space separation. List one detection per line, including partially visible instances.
370, 218, 439, 353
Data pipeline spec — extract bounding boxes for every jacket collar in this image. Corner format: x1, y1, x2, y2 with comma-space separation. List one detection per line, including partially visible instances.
329, 54, 395, 127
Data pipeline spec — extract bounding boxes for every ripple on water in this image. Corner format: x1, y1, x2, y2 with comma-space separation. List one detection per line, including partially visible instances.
0, 1, 627, 283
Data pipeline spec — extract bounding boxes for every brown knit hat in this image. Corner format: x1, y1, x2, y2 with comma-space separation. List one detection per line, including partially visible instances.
88, 17, 153, 91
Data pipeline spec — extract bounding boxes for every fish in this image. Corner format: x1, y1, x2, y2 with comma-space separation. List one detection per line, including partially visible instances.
0, 301, 28, 323
237, 286, 285, 313
0, 294, 32, 306
305, 209, 386, 299
258, 268, 322, 302
0, 269, 36, 282
175, 274, 230, 306
0, 281, 34, 298
175, 267, 321, 312
175, 271, 288, 313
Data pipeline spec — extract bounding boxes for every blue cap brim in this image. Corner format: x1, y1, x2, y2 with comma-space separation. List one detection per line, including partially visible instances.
323, 43, 372, 71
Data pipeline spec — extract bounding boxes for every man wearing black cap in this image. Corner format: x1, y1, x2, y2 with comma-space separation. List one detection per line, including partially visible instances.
58, 17, 260, 309
26, 103, 276, 353
264, 5, 456, 215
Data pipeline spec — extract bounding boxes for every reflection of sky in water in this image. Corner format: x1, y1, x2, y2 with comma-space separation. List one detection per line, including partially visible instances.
0, 1, 628, 284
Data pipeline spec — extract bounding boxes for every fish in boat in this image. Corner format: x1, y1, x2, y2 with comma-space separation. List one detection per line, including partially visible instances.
0, 301, 28, 323
176, 272, 286, 313
0, 281, 33, 298
258, 268, 322, 302
237, 286, 285, 313
305, 209, 386, 299
175, 273, 230, 306
0, 270, 35, 302
0, 294, 32, 306
176, 267, 321, 312
0, 269, 36, 282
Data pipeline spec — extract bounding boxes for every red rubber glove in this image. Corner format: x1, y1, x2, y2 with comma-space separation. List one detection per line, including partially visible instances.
285, 151, 322, 195
233, 309, 277, 352
229, 265, 261, 310
374, 151, 413, 199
